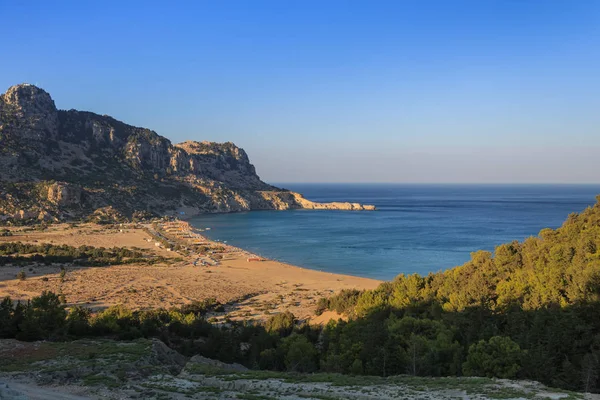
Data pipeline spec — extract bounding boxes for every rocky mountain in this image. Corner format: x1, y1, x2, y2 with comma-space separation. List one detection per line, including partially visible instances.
0, 84, 374, 222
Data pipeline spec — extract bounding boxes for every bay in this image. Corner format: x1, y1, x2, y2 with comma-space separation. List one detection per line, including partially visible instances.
189, 184, 600, 280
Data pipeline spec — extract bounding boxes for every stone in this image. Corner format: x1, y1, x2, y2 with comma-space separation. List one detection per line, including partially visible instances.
47, 182, 82, 206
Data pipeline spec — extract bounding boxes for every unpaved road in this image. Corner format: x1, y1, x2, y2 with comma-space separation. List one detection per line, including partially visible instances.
0, 380, 91, 400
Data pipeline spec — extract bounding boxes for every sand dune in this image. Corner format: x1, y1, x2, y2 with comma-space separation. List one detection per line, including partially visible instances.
0, 223, 380, 322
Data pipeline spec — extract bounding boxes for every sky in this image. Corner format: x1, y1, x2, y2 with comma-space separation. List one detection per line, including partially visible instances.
1, 0, 600, 184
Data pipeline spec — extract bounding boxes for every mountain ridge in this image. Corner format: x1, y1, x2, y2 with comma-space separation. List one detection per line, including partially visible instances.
0, 83, 374, 222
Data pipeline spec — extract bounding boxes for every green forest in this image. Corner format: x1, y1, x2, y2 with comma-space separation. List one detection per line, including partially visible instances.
2, 197, 600, 393
317, 195, 600, 391
0, 242, 175, 266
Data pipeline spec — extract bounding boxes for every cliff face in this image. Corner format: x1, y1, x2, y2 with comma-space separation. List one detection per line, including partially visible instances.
0, 84, 374, 221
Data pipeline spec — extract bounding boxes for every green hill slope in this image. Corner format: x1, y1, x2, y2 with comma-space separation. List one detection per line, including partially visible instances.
318, 196, 600, 391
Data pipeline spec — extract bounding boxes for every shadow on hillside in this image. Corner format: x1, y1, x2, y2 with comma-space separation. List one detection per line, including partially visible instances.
321, 297, 600, 393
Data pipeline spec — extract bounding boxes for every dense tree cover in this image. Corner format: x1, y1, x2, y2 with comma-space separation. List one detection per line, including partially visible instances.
0, 291, 318, 373
0, 242, 171, 266
463, 336, 523, 379
317, 197, 600, 391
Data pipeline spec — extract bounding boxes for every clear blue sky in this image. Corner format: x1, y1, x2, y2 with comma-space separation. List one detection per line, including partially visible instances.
2, 1, 599, 183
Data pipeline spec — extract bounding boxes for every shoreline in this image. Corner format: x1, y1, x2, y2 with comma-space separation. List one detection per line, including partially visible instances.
159, 218, 378, 283
0, 221, 381, 322
168, 190, 378, 222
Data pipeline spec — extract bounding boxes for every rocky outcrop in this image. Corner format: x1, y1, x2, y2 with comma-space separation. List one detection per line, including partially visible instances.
187, 354, 248, 372
0, 84, 58, 142
146, 339, 188, 375
0, 83, 375, 220
47, 182, 82, 207
174, 141, 272, 190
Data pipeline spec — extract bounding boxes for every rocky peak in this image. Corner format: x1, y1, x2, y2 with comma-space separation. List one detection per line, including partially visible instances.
2, 84, 55, 111
0, 83, 375, 220
0, 83, 59, 141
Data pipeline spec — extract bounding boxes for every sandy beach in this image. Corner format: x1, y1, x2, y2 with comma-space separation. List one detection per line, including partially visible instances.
0, 221, 380, 322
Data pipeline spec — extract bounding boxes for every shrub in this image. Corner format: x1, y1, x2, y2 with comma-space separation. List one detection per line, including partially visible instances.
265, 311, 296, 335
17, 291, 67, 341
463, 336, 524, 379
315, 297, 328, 316
0, 297, 16, 338
67, 306, 92, 336
282, 333, 318, 373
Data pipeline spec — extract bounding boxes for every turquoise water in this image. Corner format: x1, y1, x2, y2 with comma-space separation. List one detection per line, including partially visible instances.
189, 184, 600, 280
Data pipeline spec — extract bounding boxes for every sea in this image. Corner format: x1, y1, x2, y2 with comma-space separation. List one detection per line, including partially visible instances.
188, 184, 600, 281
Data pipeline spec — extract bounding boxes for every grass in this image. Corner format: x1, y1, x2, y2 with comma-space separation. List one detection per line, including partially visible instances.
82, 374, 121, 388
297, 395, 339, 400
142, 379, 225, 396
185, 363, 585, 400
236, 395, 278, 400
0, 338, 154, 379
188, 367, 490, 388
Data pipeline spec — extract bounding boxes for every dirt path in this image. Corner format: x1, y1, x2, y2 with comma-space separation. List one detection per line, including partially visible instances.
0, 379, 92, 400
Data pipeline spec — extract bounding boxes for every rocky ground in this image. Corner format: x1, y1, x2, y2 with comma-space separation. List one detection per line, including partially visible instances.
0, 338, 593, 400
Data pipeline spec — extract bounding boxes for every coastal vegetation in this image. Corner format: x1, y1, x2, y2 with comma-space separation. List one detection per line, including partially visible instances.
0, 242, 170, 266
316, 195, 600, 392
2, 199, 600, 393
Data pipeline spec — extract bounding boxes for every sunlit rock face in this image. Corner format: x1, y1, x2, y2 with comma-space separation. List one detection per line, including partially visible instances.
0, 83, 375, 220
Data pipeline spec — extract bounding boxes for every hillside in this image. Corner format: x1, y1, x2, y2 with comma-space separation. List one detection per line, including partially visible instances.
0, 83, 374, 222
2, 201, 600, 396
315, 196, 600, 392
0, 338, 588, 400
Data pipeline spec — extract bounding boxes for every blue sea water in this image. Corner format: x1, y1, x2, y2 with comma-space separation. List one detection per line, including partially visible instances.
189, 184, 600, 280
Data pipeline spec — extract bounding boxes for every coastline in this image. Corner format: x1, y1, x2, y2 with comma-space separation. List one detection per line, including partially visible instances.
152, 219, 382, 320
0, 220, 381, 322
166, 191, 376, 221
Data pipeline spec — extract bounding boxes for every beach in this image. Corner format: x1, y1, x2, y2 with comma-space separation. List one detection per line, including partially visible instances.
0, 221, 380, 322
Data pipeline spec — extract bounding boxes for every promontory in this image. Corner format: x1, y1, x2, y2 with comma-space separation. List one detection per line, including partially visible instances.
0, 83, 375, 222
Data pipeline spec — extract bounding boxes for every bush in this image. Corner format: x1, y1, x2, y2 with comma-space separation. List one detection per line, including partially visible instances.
315, 297, 328, 316
317, 289, 365, 317
16, 271, 26, 280
17, 291, 67, 341
265, 311, 296, 335
67, 306, 92, 336
282, 333, 318, 373
463, 336, 524, 379
0, 297, 16, 338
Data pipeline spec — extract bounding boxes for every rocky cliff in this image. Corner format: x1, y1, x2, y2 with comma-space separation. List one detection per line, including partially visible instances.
0, 83, 374, 222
